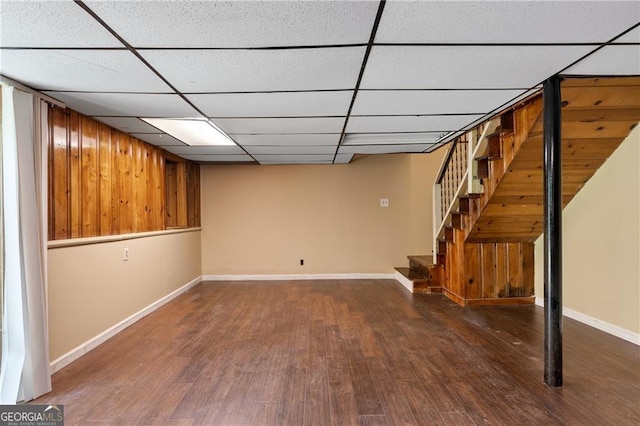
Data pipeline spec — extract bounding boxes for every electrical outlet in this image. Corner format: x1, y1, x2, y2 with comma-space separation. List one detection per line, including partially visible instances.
300, 259, 304, 266
380, 198, 389, 207
123, 248, 129, 261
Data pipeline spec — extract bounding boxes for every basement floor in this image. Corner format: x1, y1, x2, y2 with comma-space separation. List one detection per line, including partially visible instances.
34, 280, 639, 425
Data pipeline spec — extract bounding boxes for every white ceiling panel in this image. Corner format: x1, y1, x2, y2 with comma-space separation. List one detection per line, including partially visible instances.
334, 153, 355, 164
344, 133, 441, 145
93, 117, 162, 134
225, 134, 340, 146
339, 144, 433, 154
0, 1, 121, 47
142, 48, 366, 92
361, 46, 595, 89
180, 154, 254, 162
255, 154, 334, 163
164, 145, 246, 156
352, 90, 526, 115
190, 91, 352, 117
376, 1, 640, 44
215, 117, 344, 134
43, 92, 197, 117
84, 0, 377, 47
129, 133, 186, 147
614, 26, 640, 43
0, 50, 170, 92
246, 145, 337, 155
347, 114, 484, 133
564, 46, 640, 76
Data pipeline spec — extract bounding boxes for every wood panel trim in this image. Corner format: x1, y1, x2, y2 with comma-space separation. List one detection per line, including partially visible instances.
47, 227, 201, 249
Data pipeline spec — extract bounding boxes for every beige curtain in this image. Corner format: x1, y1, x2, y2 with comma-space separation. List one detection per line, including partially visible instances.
0, 85, 51, 403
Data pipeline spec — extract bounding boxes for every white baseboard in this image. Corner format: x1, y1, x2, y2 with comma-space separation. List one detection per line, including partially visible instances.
535, 297, 639, 346
394, 270, 413, 293
202, 273, 396, 281
49, 275, 202, 374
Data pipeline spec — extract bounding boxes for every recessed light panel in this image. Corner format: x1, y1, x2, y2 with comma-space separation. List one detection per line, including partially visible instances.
140, 118, 236, 146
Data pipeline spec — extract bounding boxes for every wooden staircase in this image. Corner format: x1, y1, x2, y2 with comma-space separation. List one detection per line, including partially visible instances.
401, 76, 640, 306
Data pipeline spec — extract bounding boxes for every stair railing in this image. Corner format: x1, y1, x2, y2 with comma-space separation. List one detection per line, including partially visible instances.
432, 118, 500, 254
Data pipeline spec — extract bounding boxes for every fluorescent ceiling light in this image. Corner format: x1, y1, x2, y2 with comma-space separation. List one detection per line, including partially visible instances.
343, 132, 443, 146
140, 118, 236, 146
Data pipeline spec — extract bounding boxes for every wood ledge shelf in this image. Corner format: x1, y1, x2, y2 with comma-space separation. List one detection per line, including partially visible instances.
47, 227, 202, 249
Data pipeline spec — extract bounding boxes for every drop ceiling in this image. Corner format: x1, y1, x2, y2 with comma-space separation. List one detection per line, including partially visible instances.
1, 0, 638, 165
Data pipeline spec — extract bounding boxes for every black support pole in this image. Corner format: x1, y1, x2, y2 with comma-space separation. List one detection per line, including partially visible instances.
543, 76, 563, 387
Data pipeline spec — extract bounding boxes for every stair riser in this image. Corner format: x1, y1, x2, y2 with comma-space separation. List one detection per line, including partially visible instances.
409, 259, 435, 277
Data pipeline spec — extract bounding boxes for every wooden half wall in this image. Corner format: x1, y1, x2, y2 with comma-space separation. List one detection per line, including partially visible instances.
48, 105, 200, 240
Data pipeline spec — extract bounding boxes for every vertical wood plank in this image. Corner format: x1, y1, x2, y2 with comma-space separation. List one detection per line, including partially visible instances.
507, 243, 524, 297
194, 164, 201, 227
463, 244, 481, 300
109, 129, 120, 235
80, 116, 99, 237
158, 150, 165, 230
165, 161, 178, 228
132, 140, 147, 233
521, 242, 535, 296
69, 110, 81, 238
98, 124, 111, 236
50, 106, 70, 240
494, 244, 508, 298
176, 162, 187, 227
118, 133, 133, 234
481, 243, 496, 298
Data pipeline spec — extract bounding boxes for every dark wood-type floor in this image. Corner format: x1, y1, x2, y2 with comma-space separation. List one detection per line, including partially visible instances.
35, 280, 639, 425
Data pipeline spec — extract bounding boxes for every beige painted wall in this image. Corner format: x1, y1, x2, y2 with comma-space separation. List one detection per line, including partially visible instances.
47, 230, 201, 360
201, 151, 446, 275
534, 126, 640, 335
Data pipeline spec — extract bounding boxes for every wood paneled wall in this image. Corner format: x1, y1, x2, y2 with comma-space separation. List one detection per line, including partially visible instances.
48, 105, 200, 240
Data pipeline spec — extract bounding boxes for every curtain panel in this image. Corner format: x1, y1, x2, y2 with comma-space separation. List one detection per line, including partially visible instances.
0, 85, 51, 403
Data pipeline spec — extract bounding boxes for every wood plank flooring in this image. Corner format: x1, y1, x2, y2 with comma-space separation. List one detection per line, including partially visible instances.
34, 280, 639, 425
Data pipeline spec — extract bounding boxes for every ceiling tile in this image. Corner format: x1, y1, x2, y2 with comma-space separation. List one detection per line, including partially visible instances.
338, 144, 433, 154
614, 26, 640, 43
141, 48, 365, 92
343, 133, 441, 145
376, 1, 640, 43
0, 1, 121, 47
228, 134, 340, 146
85, 1, 377, 47
0, 50, 170, 92
215, 117, 344, 134
43, 92, 198, 117
189, 92, 352, 117
352, 90, 526, 115
563, 45, 640, 76
129, 133, 186, 147
334, 153, 355, 164
255, 154, 334, 163
180, 154, 254, 162
245, 145, 337, 155
163, 145, 246, 156
346, 114, 484, 133
361, 46, 595, 89
93, 117, 162, 134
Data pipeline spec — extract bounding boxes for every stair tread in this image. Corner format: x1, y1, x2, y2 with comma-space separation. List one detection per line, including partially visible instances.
395, 267, 430, 281
407, 255, 437, 268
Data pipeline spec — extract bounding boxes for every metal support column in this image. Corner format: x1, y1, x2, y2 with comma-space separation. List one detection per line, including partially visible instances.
543, 76, 563, 387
